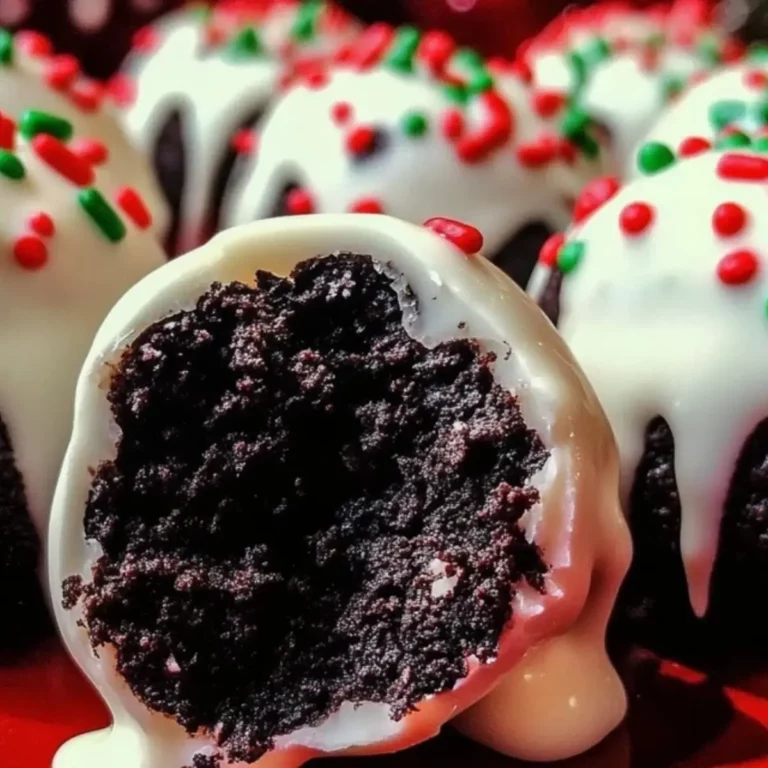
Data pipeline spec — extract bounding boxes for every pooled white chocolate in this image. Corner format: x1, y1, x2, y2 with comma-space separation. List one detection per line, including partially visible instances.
50, 214, 629, 768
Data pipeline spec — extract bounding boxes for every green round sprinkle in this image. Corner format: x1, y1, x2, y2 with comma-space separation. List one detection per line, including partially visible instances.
0, 150, 24, 180
754, 101, 768, 125
292, 0, 322, 41
0, 29, 13, 66
754, 136, 768, 153
443, 82, 469, 105
78, 188, 126, 243
716, 130, 752, 149
661, 74, 684, 103
583, 36, 611, 66
709, 99, 747, 131
567, 50, 587, 91
637, 141, 675, 175
385, 26, 421, 73
557, 241, 584, 274
225, 26, 262, 60
19, 110, 73, 141
402, 111, 428, 137
561, 106, 590, 140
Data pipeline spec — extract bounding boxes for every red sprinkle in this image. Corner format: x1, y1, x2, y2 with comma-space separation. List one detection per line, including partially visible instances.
132, 26, 159, 53
117, 186, 152, 229
69, 79, 104, 112
678, 135, 712, 158
717, 249, 759, 285
713, 202, 747, 237
423, 217, 484, 255
346, 23, 394, 70
539, 232, 565, 267
16, 31, 52, 57
70, 138, 109, 166
619, 202, 655, 236
717, 153, 768, 181
231, 129, 258, 155
349, 197, 384, 214
442, 109, 465, 141
346, 125, 377, 157
531, 90, 566, 118
510, 58, 532, 84
32, 134, 94, 187
331, 101, 353, 125
417, 30, 455, 73
306, 70, 328, 90
28, 212, 55, 238
45, 55, 80, 92
0, 113, 15, 151
516, 136, 558, 168
457, 90, 513, 164
744, 69, 768, 90
559, 139, 577, 165
285, 188, 315, 215
107, 73, 137, 107
13, 236, 48, 270
573, 176, 621, 224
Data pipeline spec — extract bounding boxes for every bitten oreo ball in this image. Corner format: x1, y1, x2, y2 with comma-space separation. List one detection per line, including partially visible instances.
51, 215, 629, 768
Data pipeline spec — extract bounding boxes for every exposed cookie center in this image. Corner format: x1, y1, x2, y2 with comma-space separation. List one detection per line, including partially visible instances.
64, 253, 549, 765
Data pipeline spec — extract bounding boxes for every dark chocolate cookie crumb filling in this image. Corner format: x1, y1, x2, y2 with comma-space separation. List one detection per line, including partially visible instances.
0, 416, 51, 659
64, 253, 549, 764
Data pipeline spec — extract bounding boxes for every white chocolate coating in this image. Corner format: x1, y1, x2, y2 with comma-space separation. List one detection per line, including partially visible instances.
49, 214, 629, 768
529, 150, 768, 618
0, 31, 169, 236
0, 125, 164, 539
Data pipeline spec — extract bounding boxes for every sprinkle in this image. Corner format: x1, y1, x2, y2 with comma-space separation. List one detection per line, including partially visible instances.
28, 212, 54, 237
132, 26, 158, 52
0, 29, 13, 66
619, 202, 654, 236
717, 249, 759, 285
345, 126, 377, 157
44, 54, 80, 91
0, 113, 15, 150
749, 43, 768, 62
346, 23, 393, 70
116, 186, 152, 229
442, 109, 464, 141
557, 241, 584, 274
443, 82, 469, 105
744, 69, 768, 89
716, 129, 752, 149
567, 50, 586, 90
292, 0, 322, 41
401, 111, 428, 137
531, 90, 565, 118
107, 73, 136, 107
13, 236, 48, 270
712, 202, 747, 237
509, 58, 532, 84
561, 106, 589, 140
637, 141, 675, 175
15, 31, 51, 57
697, 36, 721, 67
285, 188, 315, 215
224, 27, 262, 60
573, 176, 620, 223
70, 138, 109, 165
69, 79, 104, 112
754, 100, 768, 126
661, 74, 684, 102
0, 150, 24, 180
331, 101, 352, 125
417, 30, 455, 73
754, 135, 768, 153
78, 188, 126, 242
349, 197, 384, 214
231, 129, 257, 155
385, 26, 420, 73
516, 136, 558, 168
32, 135, 94, 186
678, 136, 711, 157
468, 69, 494, 94
20, 110, 73, 141
305, 69, 328, 90
456, 90, 512, 164
423, 217, 483, 255
539, 233, 565, 267
709, 100, 747, 131
717, 153, 768, 181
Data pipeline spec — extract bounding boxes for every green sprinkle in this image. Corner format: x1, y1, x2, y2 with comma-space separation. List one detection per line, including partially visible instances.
557, 241, 584, 274
661, 74, 684, 103
401, 111, 428, 137
749, 43, 768, 62
224, 26, 262, 60
443, 82, 469, 105
468, 69, 494, 94
567, 50, 587, 91
385, 26, 421, 73
0, 29, 13, 66
716, 130, 752, 149
561, 106, 590, 140
573, 131, 600, 159
697, 36, 721, 66
753, 136, 768, 153
637, 141, 675, 175
292, 0, 322, 42
583, 36, 611, 66
454, 47, 485, 72
78, 188, 126, 243
709, 99, 747, 131
0, 150, 24, 180
754, 100, 768, 125
19, 110, 73, 141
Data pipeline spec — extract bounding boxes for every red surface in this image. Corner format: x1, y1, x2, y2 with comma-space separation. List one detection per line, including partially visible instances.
2, 642, 766, 768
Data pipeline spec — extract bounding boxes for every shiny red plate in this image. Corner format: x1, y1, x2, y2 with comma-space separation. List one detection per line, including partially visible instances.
2, 642, 766, 768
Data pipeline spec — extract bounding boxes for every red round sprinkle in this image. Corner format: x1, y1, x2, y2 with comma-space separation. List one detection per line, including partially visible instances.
116, 186, 152, 230
417, 30, 455, 73
331, 101, 352, 125
107, 74, 137, 107
0, 113, 15, 151
349, 197, 384, 214
678, 135, 712, 158
516, 136, 558, 168
28, 212, 55, 238
717, 153, 768, 181
32, 134, 94, 187
285, 188, 315, 215
69, 79, 104, 112
132, 26, 158, 53
539, 232, 565, 267
442, 109, 464, 141
713, 202, 747, 237
70, 138, 109, 166
346, 125, 376, 157
744, 69, 768, 90
16, 31, 52, 57
231, 129, 258, 156
306, 70, 328, 90
619, 202, 655, 236
423, 217, 484, 256
531, 90, 566, 118
717, 249, 759, 285
573, 176, 621, 224
13, 236, 48, 270
45, 55, 80, 92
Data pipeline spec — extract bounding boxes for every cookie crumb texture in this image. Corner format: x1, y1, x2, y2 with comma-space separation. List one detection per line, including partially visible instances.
65, 253, 549, 764
0, 416, 51, 659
